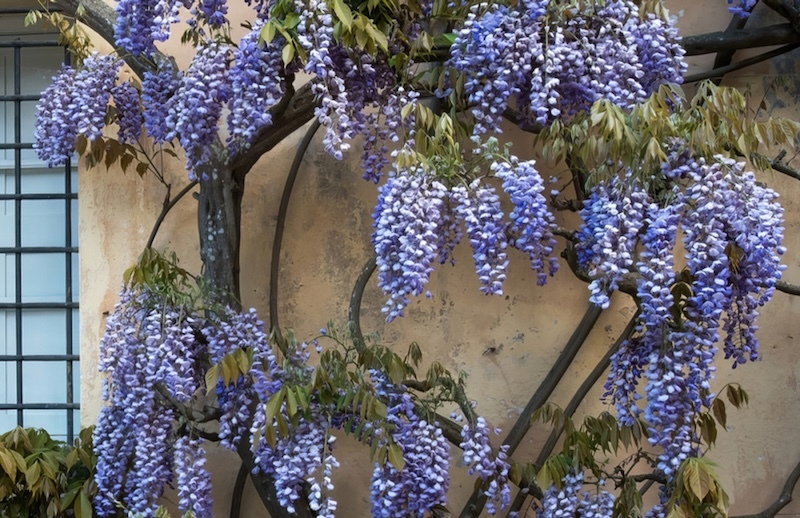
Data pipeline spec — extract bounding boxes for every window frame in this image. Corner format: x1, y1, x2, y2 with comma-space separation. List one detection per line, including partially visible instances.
0, 8, 79, 443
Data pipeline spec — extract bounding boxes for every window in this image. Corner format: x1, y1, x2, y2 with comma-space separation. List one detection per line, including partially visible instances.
0, 7, 79, 442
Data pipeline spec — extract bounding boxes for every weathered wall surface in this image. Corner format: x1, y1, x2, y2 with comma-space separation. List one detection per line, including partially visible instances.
77, 0, 800, 516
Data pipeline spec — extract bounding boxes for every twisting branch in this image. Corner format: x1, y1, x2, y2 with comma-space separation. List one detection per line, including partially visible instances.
684, 43, 800, 83
506, 310, 641, 516
52, 0, 163, 78
146, 180, 199, 249
459, 304, 604, 518
230, 463, 249, 518
269, 120, 321, 351
348, 255, 377, 352
710, 4, 757, 86
777, 280, 800, 295
537, 311, 639, 463
769, 150, 800, 181
681, 24, 800, 56
731, 459, 800, 518
763, 0, 800, 31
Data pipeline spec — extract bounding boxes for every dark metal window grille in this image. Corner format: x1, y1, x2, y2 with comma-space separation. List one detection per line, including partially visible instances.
0, 10, 79, 443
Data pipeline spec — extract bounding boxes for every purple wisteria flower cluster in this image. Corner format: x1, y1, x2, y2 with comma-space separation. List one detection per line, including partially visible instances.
539, 471, 614, 518
373, 156, 560, 319
493, 157, 559, 285
460, 417, 512, 514
592, 153, 785, 484
227, 22, 285, 153
96, 287, 342, 517
95, 288, 210, 517
114, 0, 190, 57
369, 371, 450, 517
111, 81, 143, 144
449, 0, 684, 132
575, 174, 649, 309
372, 167, 450, 320
34, 54, 121, 166
166, 42, 232, 178
141, 63, 180, 144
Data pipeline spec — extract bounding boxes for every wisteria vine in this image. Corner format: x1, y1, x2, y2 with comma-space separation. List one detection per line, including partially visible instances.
29, 0, 795, 516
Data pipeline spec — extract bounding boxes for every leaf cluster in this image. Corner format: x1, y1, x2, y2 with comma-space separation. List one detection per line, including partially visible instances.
530, 403, 650, 492
122, 248, 199, 308
0, 427, 96, 518
536, 82, 800, 189
25, 3, 92, 64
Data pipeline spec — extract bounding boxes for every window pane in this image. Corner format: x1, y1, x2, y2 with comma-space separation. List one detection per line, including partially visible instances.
0, 254, 15, 303
20, 47, 63, 95
23, 361, 66, 403
70, 253, 78, 299
18, 100, 37, 144
71, 309, 78, 352
20, 167, 65, 194
0, 410, 15, 432
70, 198, 77, 247
21, 253, 66, 302
21, 200, 66, 247
71, 360, 79, 403
22, 309, 66, 355
0, 171, 14, 248
23, 409, 65, 436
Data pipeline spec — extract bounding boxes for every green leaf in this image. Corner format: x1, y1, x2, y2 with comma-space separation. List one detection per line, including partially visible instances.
24, 461, 40, 487
387, 441, 405, 470
332, 0, 353, 30
0, 450, 16, 479
265, 423, 277, 448
712, 399, 727, 429
684, 459, 711, 501
205, 366, 220, 394
284, 12, 301, 29
266, 387, 286, 421
120, 153, 134, 173
286, 387, 298, 417
281, 43, 295, 66
261, 21, 277, 44
77, 488, 92, 518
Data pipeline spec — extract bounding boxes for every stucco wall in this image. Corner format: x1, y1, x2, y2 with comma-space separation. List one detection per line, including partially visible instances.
76, 1, 800, 516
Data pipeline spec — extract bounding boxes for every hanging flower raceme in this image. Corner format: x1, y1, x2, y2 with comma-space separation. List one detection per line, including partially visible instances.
540, 471, 615, 518
227, 22, 285, 153
112, 81, 143, 144
94, 288, 211, 517
453, 181, 510, 296
597, 152, 786, 488
460, 417, 512, 515
114, 0, 190, 57
372, 167, 449, 320
369, 371, 450, 517
167, 41, 232, 179
142, 63, 180, 144
448, 0, 683, 131
575, 175, 649, 309
34, 54, 121, 166
493, 157, 559, 285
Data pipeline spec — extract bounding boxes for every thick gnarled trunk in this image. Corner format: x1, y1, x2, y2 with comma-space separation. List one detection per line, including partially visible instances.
197, 162, 244, 307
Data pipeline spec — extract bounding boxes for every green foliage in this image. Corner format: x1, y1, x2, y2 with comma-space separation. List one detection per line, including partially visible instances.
25, 2, 92, 63
530, 388, 748, 517
0, 427, 96, 518
123, 248, 199, 307
536, 82, 800, 189
667, 458, 729, 518
210, 321, 472, 472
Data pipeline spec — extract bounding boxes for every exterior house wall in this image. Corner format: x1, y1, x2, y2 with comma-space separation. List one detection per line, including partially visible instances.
74, 1, 800, 515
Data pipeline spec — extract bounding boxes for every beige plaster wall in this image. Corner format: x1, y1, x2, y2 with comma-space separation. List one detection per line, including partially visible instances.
76, 1, 800, 516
